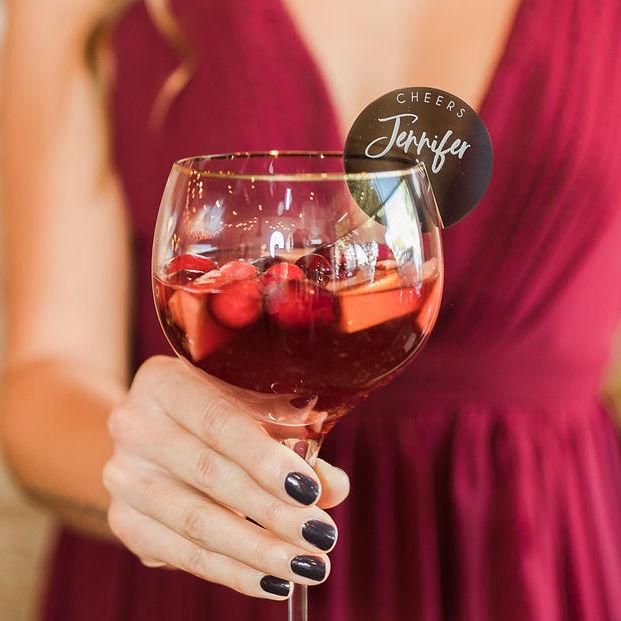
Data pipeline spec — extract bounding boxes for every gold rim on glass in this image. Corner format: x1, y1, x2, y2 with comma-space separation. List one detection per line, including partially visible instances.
172, 150, 427, 182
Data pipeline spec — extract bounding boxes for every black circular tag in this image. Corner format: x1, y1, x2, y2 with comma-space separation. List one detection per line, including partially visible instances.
344, 87, 493, 227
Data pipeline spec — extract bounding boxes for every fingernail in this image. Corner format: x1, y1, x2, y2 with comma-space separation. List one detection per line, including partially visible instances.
290, 555, 326, 581
285, 472, 319, 505
260, 575, 291, 597
302, 520, 337, 551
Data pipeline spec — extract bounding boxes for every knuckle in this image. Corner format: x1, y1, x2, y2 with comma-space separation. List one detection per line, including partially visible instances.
251, 537, 275, 568
133, 356, 176, 392
107, 405, 127, 442
101, 458, 121, 494
107, 404, 141, 446
199, 399, 235, 443
180, 505, 208, 543
107, 502, 132, 542
133, 359, 155, 388
262, 498, 284, 526
183, 545, 208, 576
247, 445, 272, 477
139, 355, 170, 377
194, 449, 218, 487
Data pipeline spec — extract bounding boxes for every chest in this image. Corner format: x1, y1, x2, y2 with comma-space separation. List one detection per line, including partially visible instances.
112, 0, 621, 363
112, 0, 621, 248
281, 0, 524, 136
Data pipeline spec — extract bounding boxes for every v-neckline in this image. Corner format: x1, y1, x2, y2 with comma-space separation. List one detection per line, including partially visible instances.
274, 0, 529, 145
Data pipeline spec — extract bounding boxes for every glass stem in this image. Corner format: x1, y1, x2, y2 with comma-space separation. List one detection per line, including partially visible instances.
288, 584, 309, 621
281, 437, 321, 621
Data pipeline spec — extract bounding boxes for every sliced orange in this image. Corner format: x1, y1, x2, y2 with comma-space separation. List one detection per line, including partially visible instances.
334, 258, 439, 296
168, 290, 231, 360
333, 270, 403, 295
338, 286, 421, 333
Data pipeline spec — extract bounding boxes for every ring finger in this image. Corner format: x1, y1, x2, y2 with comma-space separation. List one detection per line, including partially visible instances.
107, 457, 331, 586
108, 502, 292, 600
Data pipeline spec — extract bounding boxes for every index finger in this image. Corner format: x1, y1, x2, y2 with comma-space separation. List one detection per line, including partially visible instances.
148, 358, 323, 507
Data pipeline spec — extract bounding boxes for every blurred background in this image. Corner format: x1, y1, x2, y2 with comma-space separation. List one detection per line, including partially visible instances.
0, 3, 52, 620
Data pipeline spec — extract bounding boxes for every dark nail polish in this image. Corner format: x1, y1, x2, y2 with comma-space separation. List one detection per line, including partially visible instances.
260, 575, 291, 597
285, 472, 319, 505
290, 555, 326, 581
302, 520, 337, 551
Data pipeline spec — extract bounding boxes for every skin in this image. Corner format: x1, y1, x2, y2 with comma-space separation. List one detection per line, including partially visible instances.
0, 0, 538, 602
283, 0, 524, 138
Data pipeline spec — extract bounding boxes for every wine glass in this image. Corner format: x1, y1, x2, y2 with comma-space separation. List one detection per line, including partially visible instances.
152, 151, 443, 621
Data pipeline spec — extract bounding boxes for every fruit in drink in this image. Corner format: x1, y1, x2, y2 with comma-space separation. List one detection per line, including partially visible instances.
155, 251, 441, 417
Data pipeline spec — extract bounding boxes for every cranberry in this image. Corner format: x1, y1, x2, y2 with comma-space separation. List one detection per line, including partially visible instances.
219, 260, 257, 281
210, 280, 262, 329
296, 253, 333, 285
167, 254, 218, 275
266, 280, 335, 329
260, 262, 305, 288
376, 243, 394, 261
193, 260, 258, 290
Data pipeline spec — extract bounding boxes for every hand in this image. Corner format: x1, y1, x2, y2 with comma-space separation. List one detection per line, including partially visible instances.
103, 356, 350, 600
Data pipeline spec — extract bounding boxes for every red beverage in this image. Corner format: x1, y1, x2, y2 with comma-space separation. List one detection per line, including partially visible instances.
154, 245, 442, 438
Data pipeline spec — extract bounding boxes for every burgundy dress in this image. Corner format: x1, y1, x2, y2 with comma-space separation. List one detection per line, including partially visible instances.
41, 0, 621, 619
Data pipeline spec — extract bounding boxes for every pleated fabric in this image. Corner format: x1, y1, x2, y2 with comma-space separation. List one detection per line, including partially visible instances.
41, 0, 621, 619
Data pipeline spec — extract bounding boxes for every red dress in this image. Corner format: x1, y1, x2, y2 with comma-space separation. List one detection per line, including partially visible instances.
41, 0, 621, 619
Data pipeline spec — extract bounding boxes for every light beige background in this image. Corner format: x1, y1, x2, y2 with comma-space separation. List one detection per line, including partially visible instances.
0, 4, 54, 620
0, 467, 52, 621
0, 268, 54, 614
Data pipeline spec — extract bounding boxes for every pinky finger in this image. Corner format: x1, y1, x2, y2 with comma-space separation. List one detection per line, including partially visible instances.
119, 505, 292, 600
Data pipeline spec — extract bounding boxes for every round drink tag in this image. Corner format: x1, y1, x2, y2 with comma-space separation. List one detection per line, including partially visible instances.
344, 87, 493, 227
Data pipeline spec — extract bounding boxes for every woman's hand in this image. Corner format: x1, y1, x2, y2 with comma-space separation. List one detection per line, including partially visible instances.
103, 356, 350, 600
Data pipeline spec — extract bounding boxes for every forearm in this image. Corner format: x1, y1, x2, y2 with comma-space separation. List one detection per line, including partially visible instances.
1, 359, 124, 540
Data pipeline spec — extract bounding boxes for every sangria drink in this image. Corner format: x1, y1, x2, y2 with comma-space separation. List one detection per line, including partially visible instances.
152, 152, 443, 620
